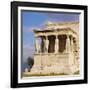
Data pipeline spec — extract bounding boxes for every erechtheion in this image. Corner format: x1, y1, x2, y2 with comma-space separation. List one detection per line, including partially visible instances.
24, 21, 80, 76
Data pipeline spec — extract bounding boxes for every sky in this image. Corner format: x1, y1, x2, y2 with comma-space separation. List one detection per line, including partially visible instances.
22, 10, 80, 63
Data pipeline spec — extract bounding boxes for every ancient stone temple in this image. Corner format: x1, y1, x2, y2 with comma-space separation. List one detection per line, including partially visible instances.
24, 22, 80, 76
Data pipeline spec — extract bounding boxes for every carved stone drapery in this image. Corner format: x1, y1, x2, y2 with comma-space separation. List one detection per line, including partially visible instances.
45, 36, 49, 53
35, 37, 40, 53
55, 35, 59, 53
66, 35, 71, 53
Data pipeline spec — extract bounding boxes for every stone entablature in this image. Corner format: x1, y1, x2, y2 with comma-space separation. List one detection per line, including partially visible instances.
34, 28, 77, 39
45, 22, 79, 33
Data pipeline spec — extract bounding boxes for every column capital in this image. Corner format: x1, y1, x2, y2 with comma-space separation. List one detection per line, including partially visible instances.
66, 35, 70, 38
45, 35, 48, 39
35, 34, 39, 38
56, 35, 58, 38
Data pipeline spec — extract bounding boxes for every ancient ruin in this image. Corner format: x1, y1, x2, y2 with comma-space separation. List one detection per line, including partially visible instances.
24, 21, 80, 76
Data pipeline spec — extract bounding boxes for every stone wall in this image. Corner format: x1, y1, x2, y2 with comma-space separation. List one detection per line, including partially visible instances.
29, 52, 79, 75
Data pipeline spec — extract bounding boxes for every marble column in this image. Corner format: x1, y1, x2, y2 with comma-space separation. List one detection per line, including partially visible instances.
66, 35, 70, 53
45, 36, 49, 53
73, 38, 78, 52
75, 39, 78, 52
55, 35, 59, 53
43, 38, 46, 53
41, 37, 46, 53
71, 37, 74, 52
35, 37, 40, 53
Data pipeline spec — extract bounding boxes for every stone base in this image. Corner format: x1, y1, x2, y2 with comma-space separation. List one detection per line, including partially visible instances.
23, 53, 80, 77
23, 65, 79, 77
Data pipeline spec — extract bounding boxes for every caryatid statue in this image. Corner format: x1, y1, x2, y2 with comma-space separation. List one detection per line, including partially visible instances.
35, 37, 40, 53
45, 36, 49, 52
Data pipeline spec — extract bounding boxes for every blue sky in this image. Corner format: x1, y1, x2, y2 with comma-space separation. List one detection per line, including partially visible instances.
22, 11, 80, 62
